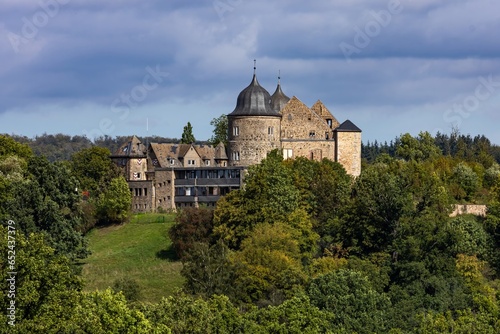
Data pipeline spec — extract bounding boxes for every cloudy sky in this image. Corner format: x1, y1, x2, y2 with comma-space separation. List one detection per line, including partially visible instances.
1, 0, 499, 144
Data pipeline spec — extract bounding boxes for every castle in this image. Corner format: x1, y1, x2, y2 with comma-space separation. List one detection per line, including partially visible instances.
112, 69, 361, 212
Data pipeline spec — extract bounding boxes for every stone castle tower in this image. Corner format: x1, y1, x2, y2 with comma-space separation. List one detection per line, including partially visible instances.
227, 71, 282, 166
227, 68, 362, 176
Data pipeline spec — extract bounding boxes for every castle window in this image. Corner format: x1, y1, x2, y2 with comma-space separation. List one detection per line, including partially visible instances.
327, 119, 333, 127
283, 149, 293, 159
268, 126, 274, 135
309, 131, 316, 138
144, 188, 147, 196
169, 158, 175, 165
232, 151, 240, 161
233, 126, 239, 136
188, 159, 196, 165
205, 160, 211, 166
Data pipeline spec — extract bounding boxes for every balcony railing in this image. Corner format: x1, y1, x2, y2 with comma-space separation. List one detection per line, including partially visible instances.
174, 178, 240, 186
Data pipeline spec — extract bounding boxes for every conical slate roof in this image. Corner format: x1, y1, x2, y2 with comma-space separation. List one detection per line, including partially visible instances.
335, 120, 362, 132
271, 81, 290, 113
228, 74, 281, 117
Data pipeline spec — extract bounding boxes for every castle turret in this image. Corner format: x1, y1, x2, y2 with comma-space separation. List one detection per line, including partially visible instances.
227, 66, 281, 166
270, 76, 290, 113
334, 120, 362, 177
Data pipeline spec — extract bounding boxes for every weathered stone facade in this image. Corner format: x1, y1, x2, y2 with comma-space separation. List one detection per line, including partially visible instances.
228, 71, 361, 176
113, 70, 362, 213
228, 116, 281, 166
335, 124, 362, 177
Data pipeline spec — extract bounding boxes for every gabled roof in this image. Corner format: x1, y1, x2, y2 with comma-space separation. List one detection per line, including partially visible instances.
282, 96, 331, 126
114, 135, 146, 156
177, 144, 193, 158
194, 144, 216, 160
310, 100, 340, 128
335, 120, 362, 132
149, 143, 180, 167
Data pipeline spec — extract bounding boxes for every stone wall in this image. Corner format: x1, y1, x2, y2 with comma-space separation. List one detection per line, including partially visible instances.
228, 115, 281, 166
335, 131, 361, 177
154, 169, 175, 211
129, 180, 154, 213
280, 97, 333, 141
281, 139, 335, 161
450, 204, 487, 217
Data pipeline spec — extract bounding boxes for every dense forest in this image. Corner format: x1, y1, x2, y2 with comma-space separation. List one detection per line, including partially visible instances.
1, 130, 500, 333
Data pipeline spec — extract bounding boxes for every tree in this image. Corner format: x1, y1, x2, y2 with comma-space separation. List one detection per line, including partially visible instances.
68, 289, 153, 333
307, 269, 391, 333
70, 146, 120, 197
213, 150, 308, 249
396, 132, 441, 162
208, 114, 228, 146
0, 225, 83, 329
180, 122, 195, 144
0, 134, 33, 160
245, 294, 334, 333
142, 293, 242, 333
169, 207, 214, 260
181, 241, 237, 299
5, 156, 89, 260
231, 222, 308, 304
96, 176, 132, 224
338, 162, 413, 255
450, 162, 480, 201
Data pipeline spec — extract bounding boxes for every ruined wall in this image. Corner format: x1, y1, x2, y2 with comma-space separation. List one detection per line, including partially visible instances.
450, 204, 487, 217
228, 115, 281, 166
335, 131, 361, 177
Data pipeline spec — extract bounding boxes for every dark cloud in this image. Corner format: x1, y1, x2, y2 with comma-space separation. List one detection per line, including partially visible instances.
0, 0, 499, 144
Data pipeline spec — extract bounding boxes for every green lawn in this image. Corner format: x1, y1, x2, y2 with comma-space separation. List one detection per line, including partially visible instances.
82, 213, 184, 303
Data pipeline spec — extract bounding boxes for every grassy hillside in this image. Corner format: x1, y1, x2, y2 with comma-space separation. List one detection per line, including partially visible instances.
81, 213, 184, 303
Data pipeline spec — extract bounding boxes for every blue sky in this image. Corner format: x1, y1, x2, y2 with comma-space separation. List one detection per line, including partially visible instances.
1, 0, 499, 144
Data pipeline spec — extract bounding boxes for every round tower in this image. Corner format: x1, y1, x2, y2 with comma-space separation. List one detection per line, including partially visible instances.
227, 68, 282, 166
